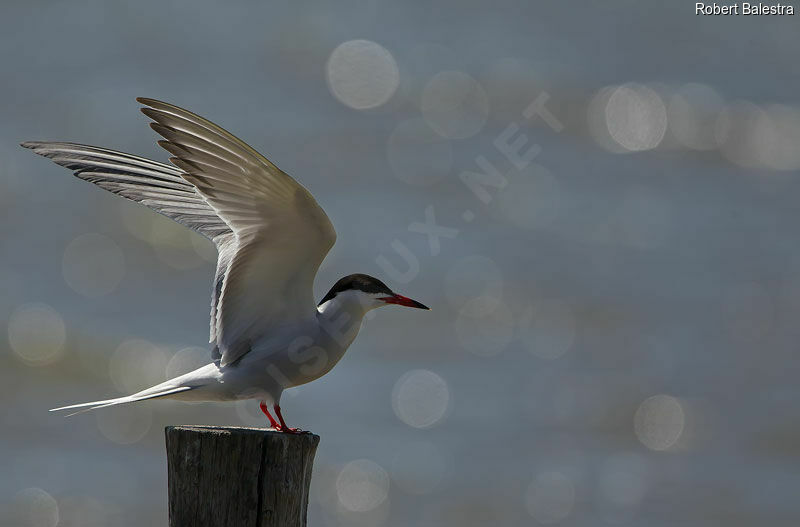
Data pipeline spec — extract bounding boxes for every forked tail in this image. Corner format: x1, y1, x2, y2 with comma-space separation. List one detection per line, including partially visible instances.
50, 386, 194, 417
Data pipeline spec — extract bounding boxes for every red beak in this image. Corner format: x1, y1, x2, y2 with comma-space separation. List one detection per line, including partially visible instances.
379, 294, 430, 310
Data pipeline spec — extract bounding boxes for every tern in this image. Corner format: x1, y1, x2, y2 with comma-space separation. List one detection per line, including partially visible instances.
22, 98, 429, 433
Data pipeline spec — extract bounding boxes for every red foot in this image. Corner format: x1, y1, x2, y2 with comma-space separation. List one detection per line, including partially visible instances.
273, 404, 309, 434
259, 400, 279, 429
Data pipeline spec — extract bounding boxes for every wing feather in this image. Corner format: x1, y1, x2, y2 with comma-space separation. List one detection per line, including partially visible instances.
138, 98, 337, 366
21, 141, 234, 344
20, 141, 232, 243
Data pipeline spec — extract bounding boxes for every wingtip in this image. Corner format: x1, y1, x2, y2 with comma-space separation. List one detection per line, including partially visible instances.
137, 97, 171, 110
137, 97, 161, 113
20, 141, 38, 149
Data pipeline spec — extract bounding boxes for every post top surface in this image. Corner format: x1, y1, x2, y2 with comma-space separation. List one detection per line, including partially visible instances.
166, 425, 320, 442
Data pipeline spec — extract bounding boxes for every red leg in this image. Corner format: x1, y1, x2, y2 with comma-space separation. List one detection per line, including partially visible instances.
273, 404, 307, 434
259, 400, 279, 429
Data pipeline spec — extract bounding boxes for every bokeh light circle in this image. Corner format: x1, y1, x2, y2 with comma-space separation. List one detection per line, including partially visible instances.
326, 40, 399, 110
387, 118, 453, 186
10, 488, 59, 527
605, 83, 668, 152
8, 303, 66, 366
391, 369, 450, 429
524, 471, 575, 524
634, 394, 685, 451
336, 459, 390, 512
421, 70, 489, 139
62, 233, 125, 297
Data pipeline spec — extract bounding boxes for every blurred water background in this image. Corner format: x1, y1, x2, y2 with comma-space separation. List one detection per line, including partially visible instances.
2, 1, 800, 525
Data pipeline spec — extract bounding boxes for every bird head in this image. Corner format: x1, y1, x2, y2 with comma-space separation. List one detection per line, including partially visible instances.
319, 273, 429, 312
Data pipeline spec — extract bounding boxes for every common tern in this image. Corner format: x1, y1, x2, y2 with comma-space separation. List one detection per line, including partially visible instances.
22, 98, 429, 433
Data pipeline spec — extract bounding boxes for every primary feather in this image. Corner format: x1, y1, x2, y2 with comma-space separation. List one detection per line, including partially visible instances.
19, 141, 231, 242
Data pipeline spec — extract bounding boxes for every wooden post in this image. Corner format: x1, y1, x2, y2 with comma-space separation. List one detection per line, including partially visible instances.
165, 426, 320, 527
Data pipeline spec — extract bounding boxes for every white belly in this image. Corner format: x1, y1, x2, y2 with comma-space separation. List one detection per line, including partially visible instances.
219, 316, 359, 402
171, 301, 367, 404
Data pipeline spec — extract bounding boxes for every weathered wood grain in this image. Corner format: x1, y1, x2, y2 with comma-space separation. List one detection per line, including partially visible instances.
165, 426, 320, 527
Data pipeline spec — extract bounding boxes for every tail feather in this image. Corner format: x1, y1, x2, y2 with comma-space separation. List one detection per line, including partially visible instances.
50, 386, 194, 416
50, 398, 121, 412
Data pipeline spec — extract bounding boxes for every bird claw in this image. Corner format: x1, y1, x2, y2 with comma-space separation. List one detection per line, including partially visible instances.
274, 426, 309, 434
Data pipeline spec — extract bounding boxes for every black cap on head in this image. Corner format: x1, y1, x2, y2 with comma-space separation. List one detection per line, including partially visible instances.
318, 273, 394, 306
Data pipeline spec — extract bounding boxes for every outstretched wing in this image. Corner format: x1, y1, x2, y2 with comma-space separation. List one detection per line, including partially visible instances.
20, 142, 231, 242
21, 141, 234, 345
138, 98, 337, 366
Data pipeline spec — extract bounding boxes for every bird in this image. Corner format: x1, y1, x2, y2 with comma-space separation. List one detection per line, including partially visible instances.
22, 98, 429, 433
